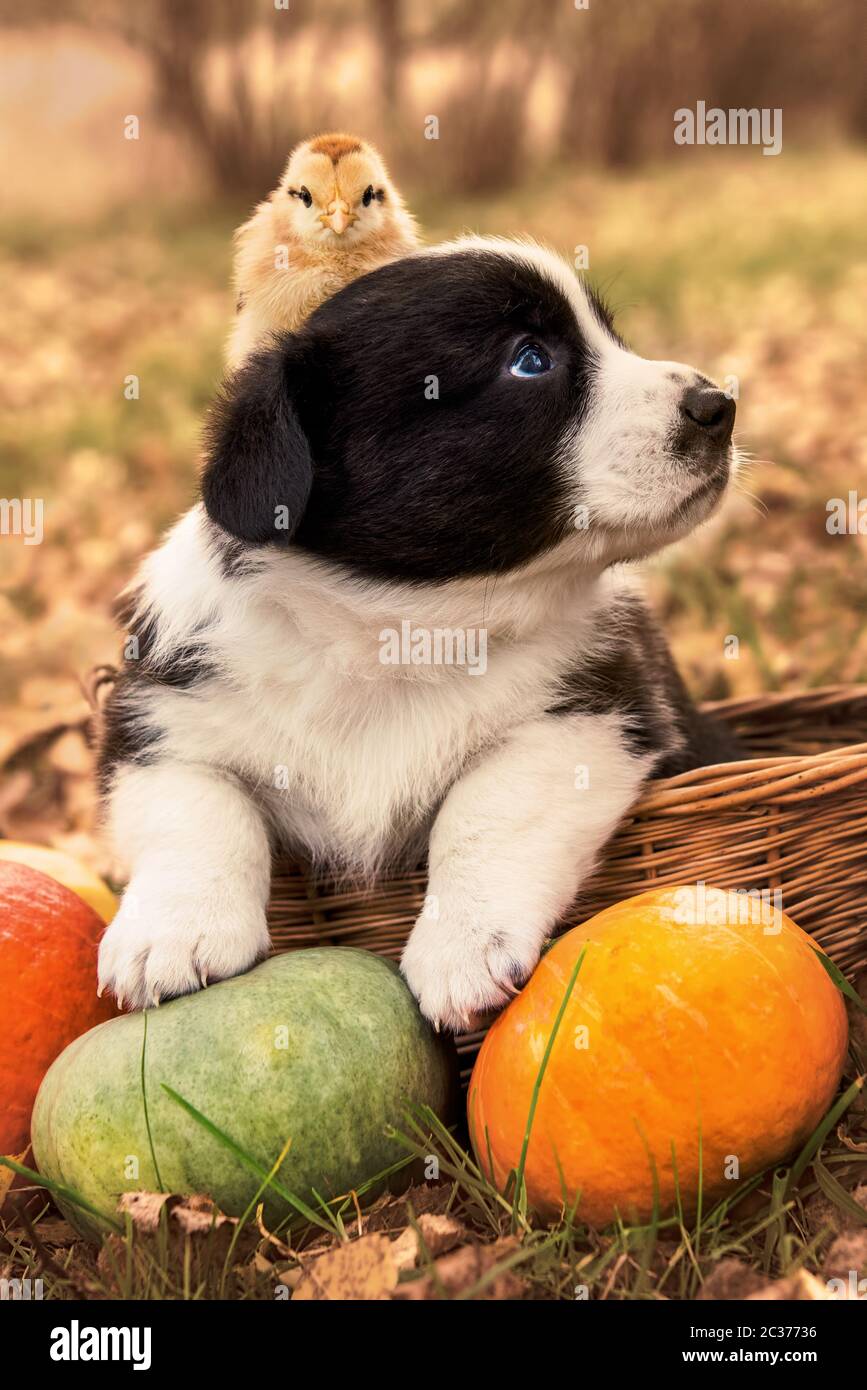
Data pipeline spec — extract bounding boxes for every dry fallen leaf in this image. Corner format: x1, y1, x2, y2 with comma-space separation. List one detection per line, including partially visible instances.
365, 1180, 454, 1233
747, 1269, 835, 1301
48, 728, 93, 775
0, 1169, 16, 1214
0, 1149, 29, 1215
30, 1219, 78, 1247
393, 1235, 525, 1301
101, 1192, 250, 1296
388, 1213, 468, 1272
293, 1234, 398, 1301
697, 1257, 768, 1300
822, 1230, 867, 1287
390, 1227, 419, 1272
171, 1195, 237, 1237
118, 1190, 236, 1236
805, 1182, 867, 1241
117, 1191, 172, 1232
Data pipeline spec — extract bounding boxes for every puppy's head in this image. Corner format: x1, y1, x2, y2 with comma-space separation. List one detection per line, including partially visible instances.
203, 236, 735, 583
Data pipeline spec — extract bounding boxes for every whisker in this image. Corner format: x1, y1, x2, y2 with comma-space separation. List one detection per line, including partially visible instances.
732, 480, 769, 517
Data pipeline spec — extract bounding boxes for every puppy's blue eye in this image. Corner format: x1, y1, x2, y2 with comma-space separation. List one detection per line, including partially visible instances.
509, 343, 553, 377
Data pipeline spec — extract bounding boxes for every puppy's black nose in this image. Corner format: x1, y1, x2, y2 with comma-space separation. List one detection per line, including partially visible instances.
679, 386, 735, 445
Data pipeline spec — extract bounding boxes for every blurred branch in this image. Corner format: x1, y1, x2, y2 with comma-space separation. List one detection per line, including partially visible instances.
40, 0, 308, 198
370, 0, 404, 110
0, 0, 864, 196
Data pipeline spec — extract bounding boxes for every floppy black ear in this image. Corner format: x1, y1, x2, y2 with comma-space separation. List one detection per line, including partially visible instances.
201, 343, 313, 545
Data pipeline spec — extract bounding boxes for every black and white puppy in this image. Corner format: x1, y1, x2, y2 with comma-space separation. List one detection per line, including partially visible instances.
97, 236, 739, 1030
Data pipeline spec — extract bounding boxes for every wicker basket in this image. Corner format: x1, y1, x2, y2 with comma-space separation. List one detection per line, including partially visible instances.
267, 684, 867, 1073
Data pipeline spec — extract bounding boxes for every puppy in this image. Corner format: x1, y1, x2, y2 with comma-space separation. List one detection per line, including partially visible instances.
97, 236, 739, 1030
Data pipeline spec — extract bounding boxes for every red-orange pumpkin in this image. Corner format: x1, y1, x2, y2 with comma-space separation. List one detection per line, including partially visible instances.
0, 861, 116, 1155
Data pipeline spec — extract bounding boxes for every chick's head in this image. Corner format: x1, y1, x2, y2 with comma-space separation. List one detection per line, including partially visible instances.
279, 133, 405, 248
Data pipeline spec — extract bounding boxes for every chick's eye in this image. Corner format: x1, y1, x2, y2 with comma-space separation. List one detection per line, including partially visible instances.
299, 186, 312, 208
362, 185, 374, 207
509, 343, 553, 378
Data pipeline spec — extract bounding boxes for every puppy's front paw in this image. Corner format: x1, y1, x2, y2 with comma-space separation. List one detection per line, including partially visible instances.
97, 882, 269, 1011
400, 909, 542, 1033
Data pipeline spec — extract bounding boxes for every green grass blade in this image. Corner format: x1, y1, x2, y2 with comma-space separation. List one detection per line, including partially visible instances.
762, 1166, 790, 1274
631, 1120, 660, 1296
694, 1114, 704, 1262
784, 1075, 865, 1197
140, 1010, 165, 1192
815, 951, 867, 1014
512, 947, 586, 1228
159, 1083, 332, 1232
219, 1134, 294, 1298
812, 1152, 867, 1227
456, 1234, 559, 1301
0, 1154, 123, 1234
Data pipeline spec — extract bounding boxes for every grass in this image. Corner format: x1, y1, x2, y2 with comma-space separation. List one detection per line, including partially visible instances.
5, 1087, 865, 1301
3, 964, 865, 1302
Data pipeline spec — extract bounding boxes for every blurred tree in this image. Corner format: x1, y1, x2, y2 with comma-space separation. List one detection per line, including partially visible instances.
371, 0, 404, 111
390, 0, 548, 194
114, 0, 279, 195
0, 0, 863, 196
0, 0, 327, 200
555, 0, 867, 167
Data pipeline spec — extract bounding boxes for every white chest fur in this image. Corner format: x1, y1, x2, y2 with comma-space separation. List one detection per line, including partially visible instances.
132, 509, 610, 874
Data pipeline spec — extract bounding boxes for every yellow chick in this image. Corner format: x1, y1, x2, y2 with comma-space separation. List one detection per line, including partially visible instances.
227, 132, 419, 369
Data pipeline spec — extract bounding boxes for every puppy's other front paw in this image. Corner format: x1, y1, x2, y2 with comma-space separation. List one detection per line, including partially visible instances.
97, 885, 269, 1011
400, 910, 542, 1033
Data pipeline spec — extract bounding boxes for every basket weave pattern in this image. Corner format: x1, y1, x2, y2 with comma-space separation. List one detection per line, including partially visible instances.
267, 685, 867, 1070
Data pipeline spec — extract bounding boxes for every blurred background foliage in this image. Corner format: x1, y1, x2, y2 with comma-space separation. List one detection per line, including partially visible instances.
0, 0, 865, 867
4, 0, 867, 199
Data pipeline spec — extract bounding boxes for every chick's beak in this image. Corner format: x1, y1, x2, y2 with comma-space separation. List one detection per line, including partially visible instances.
320, 198, 355, 235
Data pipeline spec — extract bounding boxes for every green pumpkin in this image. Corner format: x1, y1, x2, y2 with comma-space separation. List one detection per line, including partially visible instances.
31, 948, 457, 1239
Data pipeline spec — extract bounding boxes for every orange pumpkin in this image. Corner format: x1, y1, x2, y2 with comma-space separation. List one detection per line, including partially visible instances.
0, 861, 117, 1155
468, 885, 848, 1226
0, 841, 118, 924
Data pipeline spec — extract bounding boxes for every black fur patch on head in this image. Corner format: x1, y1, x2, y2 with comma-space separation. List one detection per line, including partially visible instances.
201, 248, 605, 583
202, 345, 314, 547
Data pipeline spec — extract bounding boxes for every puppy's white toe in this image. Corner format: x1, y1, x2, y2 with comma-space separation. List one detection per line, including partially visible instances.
401, 912, 542, 1033
98, 887, 269, 1012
